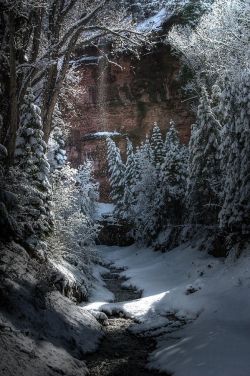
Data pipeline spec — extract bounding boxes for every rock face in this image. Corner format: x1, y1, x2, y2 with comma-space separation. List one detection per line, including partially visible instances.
66, 44, 194, 201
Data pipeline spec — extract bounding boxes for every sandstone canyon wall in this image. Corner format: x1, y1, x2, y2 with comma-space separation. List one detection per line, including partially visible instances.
66, 43, 194, 201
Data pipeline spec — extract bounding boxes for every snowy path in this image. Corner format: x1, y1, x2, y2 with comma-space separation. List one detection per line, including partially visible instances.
85, 264, 169, 376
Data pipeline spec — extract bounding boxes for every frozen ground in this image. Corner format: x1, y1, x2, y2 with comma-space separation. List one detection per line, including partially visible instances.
84, 243, 250, 376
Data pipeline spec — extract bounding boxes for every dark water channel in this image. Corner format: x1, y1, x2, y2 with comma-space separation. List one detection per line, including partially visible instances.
85, 265, 170, 376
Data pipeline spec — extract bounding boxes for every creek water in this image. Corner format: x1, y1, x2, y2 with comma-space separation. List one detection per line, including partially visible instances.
85, 264, 170, 376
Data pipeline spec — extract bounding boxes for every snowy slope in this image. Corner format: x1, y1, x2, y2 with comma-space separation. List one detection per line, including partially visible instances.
0, 241, 102, 376
84, 243, 250, 376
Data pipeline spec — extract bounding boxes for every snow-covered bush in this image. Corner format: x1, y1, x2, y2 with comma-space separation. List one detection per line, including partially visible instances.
48, 164, 100, 264
168, 0, 250, 83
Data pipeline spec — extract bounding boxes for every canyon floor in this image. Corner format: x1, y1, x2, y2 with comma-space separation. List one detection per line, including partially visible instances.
85, 265, 168, 376
82, 235, 250, 376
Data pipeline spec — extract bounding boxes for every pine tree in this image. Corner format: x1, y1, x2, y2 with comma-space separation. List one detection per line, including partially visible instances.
219, 71, 250, 234
76, 160, 99, 220
106, 137, 125, 215
186, 87, 221, 226
48, 126, 67, 171
150, 122, 165, 167
140, 134, 154, 163
15, 90, 51, 191
158, 121, 187, 226
131, 150, 159, 244
15, 89, 53, 244
122, 138, 137, 219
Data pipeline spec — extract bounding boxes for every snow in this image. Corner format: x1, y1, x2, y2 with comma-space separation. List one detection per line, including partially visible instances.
94, 202, 115, 221
0, 241, 102, 376
84, 243, 250, 376
84, 131, 122, 140
88, 263, 114, 303
94, 131, 121, 136
137, 8, 170, 32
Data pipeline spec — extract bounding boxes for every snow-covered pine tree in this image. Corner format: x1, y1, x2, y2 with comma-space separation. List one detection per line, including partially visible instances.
186, 87, 221, 226
140, 134, 154, 163
47, 104, 68, 171
219, 71, 250, 235
131, 148, 159, 244
106, 137, 125, 215
158, 120, 187, 226
76, 160, 99, 220
121, 138, 137, 219
150, 122, 165, 167
48, 126, 67, 171
211, 83, 222, 121
15, 89, 53, 243
164, 120, 178, 151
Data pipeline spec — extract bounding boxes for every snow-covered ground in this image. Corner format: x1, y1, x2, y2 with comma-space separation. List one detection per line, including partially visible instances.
94, 202, 115, 221
84, 243, 250, 376
0, 241, 102, 376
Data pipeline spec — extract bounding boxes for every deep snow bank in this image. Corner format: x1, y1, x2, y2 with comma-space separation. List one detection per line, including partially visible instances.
84, 243, 250, 376
0, 241, 102, 376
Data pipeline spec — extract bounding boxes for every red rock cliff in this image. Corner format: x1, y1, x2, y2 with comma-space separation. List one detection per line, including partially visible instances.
66, 44, 194, 201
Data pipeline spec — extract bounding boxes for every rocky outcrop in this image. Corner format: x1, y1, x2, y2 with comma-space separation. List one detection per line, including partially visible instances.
66, 43, 194, 201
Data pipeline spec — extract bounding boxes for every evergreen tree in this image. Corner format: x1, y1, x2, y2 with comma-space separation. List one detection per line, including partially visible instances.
158, 121, 187, 226
186, 87, 221, 226
150, 122, 165, 167
76, 160, 99, 220
131, 151, 159, 244
15, 89, 53, 245
140, 134, 154, 163
106, 137, 125, 214
122, 138, 137, 219
219, 71, 250, 234
48, 126, 67, 171
15, 90, 50, 191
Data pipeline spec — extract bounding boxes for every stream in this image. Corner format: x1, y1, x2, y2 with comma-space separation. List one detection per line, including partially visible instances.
85, 265, 170, 376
